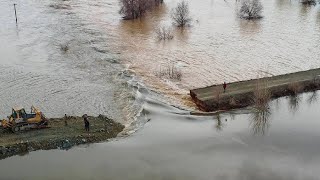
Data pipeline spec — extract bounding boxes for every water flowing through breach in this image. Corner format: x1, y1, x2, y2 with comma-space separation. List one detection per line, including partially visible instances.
2, 0, 320, 127
78, 0, 320, 108
1, 0, 320, 179
0, 0, 146, 128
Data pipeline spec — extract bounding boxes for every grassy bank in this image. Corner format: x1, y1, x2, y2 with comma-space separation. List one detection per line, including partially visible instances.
0, 115, 124, 160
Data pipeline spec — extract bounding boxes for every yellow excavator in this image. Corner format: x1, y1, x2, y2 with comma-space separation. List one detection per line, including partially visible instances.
0, 106, 48, 132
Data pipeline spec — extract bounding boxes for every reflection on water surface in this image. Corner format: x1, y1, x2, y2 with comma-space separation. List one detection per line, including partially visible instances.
0, 92, 320, 180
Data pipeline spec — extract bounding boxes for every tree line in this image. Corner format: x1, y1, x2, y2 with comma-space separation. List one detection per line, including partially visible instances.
119, 0, 264, 22
120, 0, 319, 22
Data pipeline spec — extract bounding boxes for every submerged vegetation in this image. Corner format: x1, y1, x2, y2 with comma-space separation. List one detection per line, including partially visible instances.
300, 0, 317, 5
251, 74, 271, 135
119, 0, 163, 19
156, 63, 182, 81
288, 82, 304, 95
171, 1, 192, 27
238, 0, 263, 20
60, 44, 69, 53
253, 77, 271, 109
49, 4, 71, 10
155, 25, 174, 40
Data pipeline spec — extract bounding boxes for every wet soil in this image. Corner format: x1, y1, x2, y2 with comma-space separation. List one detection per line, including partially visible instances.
0, 115, 124, 160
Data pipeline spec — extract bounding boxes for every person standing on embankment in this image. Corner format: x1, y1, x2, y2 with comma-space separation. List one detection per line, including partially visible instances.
83, 114, 90, 132
223, 82, 227, 93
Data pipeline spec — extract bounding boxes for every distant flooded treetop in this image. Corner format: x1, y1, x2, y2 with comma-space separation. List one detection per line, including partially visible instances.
119, 0, 164, 20
300, 0, 317, 5
171, 1, 192, 27
238, 0, 263, 20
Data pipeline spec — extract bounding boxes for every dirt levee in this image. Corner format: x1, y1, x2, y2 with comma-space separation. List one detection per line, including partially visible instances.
0, 115, 124, 159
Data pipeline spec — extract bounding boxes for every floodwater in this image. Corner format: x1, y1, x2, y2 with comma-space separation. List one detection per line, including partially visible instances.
1, 0, 320, 179
2, 0, 320, 112
0, 0, 140, 124
98, 0, 320, 104
0, 91, 319, 180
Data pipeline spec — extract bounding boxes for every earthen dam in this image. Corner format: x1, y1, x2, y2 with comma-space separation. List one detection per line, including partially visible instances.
190, 68, 320, 112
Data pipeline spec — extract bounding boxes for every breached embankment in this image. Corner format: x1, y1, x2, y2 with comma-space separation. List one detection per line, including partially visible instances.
0, 115, 124, 160
190, 68, 320, 111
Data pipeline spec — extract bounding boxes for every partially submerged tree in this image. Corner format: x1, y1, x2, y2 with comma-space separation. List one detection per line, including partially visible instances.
155, 63, 182, 81
154, 0, 164, 5
238, 0, 263, 20
300, 0, 317, 5
119, 0, 147, 19
119, 0, 163, 20
171, 1, 192, 27
155, 25, 174, 40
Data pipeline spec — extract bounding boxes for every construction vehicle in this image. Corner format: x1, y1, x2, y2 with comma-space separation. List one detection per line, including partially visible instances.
0, 106, 48, 132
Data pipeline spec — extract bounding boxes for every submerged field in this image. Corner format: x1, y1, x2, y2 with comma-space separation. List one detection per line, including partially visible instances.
1, 0, 320, 115
0, 0, 320, 179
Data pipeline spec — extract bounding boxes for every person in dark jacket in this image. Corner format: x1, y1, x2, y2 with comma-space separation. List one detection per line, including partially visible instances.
223, 82, 227, 93
64, 114, 68, 126
83, 114, 90, 132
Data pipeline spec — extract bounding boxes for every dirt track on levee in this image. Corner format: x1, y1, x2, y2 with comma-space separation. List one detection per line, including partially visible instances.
190, 68, 320, 111
0, 115, 124, 160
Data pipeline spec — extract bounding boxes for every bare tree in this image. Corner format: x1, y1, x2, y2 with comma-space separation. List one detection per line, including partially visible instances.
238, 0, 263, 20
138, 0, 151, 17
119, 0, 136, 19
154, 0, 164, 5
119, 0, 163, 20
253, 76, 271, 109
155, 25, 174, 40
300, 0, 317, 5
155, 63, 182, 81
171, 1, 192, 27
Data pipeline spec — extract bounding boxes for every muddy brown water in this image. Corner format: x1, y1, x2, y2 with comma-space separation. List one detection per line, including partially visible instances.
1, 0, 320, 179
99, 0, 320, 101
0, 0, 137, 123
2, 0, 320, 114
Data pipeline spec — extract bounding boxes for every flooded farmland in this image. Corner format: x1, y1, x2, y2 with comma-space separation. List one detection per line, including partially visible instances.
99, 0, 320, 103
0, 0, 138, 124
2, 0, 320, 112
1, 0, 320, 179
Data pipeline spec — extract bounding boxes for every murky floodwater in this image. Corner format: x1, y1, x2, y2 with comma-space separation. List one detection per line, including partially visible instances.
96, 0, 320, 105
1, 0, 320, 114
1, 0, 320, 179
0, 91, 319, 180
0, 0, 142, 124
